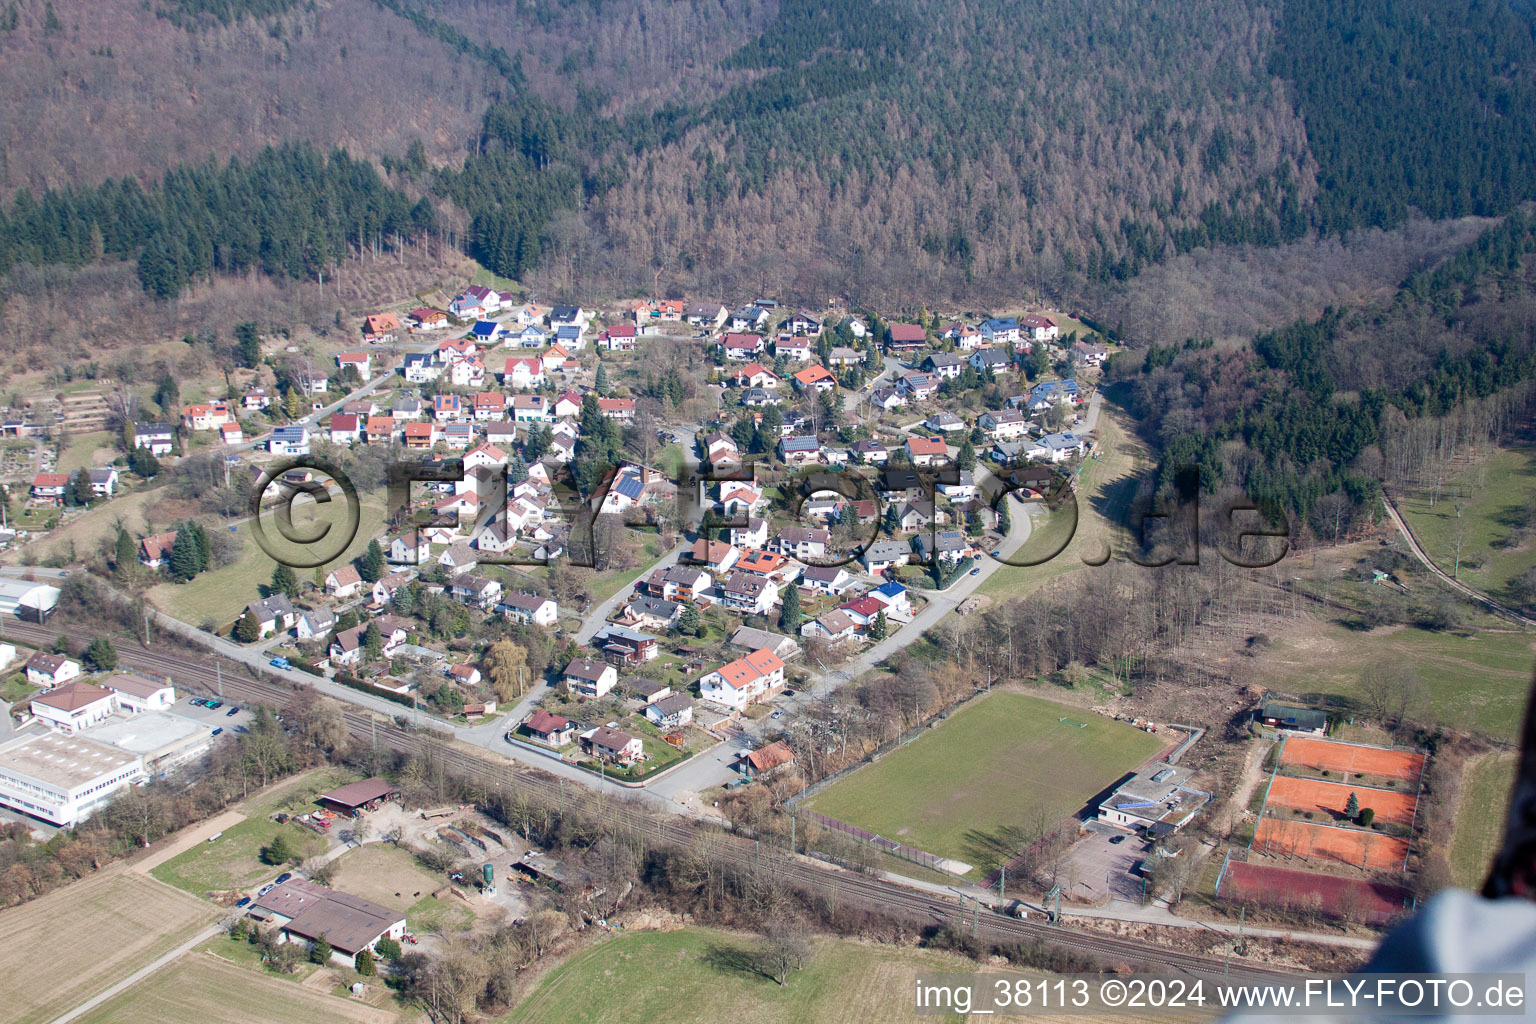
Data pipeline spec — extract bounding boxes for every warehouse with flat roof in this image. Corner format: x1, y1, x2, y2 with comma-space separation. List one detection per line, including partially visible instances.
0, 731, 144, 827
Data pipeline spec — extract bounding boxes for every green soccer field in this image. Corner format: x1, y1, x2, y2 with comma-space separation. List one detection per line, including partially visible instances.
803, 691, 1165, 872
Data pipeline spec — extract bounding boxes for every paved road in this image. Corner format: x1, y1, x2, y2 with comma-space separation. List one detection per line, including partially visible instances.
1381, 493, 1536, 627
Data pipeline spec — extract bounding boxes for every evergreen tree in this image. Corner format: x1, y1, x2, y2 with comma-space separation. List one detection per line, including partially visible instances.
871, 610, 888, 640
128, 446, 160, 477
882, 504, 900, 535
190, 521, 211, 572
779, 586, 802, 632
169, 524, 202, 582
234, 609, 261, 643
272, 563, 299, 598
355, 948, 376, 976
956, 439, 977, 470
114, 526, 137, 571
309, 933, 332, 965
234, 321, 261, 368
507, 454, 529, 483
363, 621, 383, 658
359, 540, 385, 583
524, 425, 550, 460
1345, 791, 1360, 818
676, 604, 700, 635
595, 361, 611, 396
82, 637, 118, 671
69, 470, 94, 506
283, 386, 303, 419
393, 584, 416, 616
261, 832, 293, 865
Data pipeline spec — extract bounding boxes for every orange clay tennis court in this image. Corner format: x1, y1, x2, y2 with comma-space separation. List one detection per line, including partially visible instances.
1255, 818, 1410, 870
1265, 776, 1417, 825
1280, 737, 1425, 781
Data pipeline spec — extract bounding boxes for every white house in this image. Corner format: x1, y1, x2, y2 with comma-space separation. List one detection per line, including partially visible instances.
563, 657, 618, 698
24, 652, 81, 689
29, 681, 118, 733
698, 649, 786, 712
499, 592, 559, 627
100, 674, 177, 712
325, 565, 364, 599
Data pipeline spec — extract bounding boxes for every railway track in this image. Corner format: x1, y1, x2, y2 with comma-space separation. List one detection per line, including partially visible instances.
5, 618, 1294, 978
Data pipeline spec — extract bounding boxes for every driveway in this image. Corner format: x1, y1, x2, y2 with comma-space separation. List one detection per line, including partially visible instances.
1067, 829, 1148, 903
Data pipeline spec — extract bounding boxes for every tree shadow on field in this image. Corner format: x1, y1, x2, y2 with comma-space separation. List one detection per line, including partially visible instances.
962, 825, 1029, 874
702, 942, 773, 983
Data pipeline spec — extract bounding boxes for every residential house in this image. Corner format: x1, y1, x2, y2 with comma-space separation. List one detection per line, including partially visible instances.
644, 693, 694, 729
510, 395, 549, 422
869, 580, 912, 615
450, 573, 502, 609
328, 625, 368, 666
598, 325, 638, 350
684, 302, 729, 328
886, 323, 927, 351
861, 539, 912, 574
979, 409, 1030, 440
325, 565, 363, 599
729, 305, 770, 332
698, 648, 786, 711
219, 421, 243, 445
969, 348, 1010, 375
719, 572, 779, 615
244, 595, 296, 637
772, 526, 829, 561
244, 388, 273, 411
721, 333, 765, 361
785, 311, 822, 336
563, 657, 618, 698
915, 529, 970, 563
438, 542, 479, 574
137, 531, 179, 569
29, 681, 117, 733
741, 387, 782, 407
1021, 313, 1060, 342
719, 485, 765, 518
553, 324, 585, 351
180, 402, 233, 432
132, 423, 175, 455
268, 425, 309, 456
548, 305, 589, 330
501, 356, 545, 389
869, 387, 905, 411
552, 390, 584, 419
511, 324, 547, 348
778, 435, 823, 465
329, 413, 361, 445
407, 307, 447, 332
837, 596, 885, 627
954, 324, 986, 350
791, 364, 837, 392
736, 548, 794, 581
686, 539, 739, 574
937, 470, 977, 501
799, 565, 855, 596
591, 625, 659, 667
643, 565, 713, 602
24, 652, 80, 689
826, 346, 863, 367
402, 423, 438, 450
734, 740, 796, 778
337, 351, 372, 377
447, 663, 482, 687
775, 336, 813, 361
801, 609, 860, 643
925, 411, 966, 433
731, 362, 780, 389
448, 285, 506, 319
86, 468, 118, 498
498, 591, 559, 627
905, 436, 949, 466
442, 423, 474, 450
1027, 432, 1085, 463
579, 726, 643, 765
980, 317, 1022, 344
401, 353, 440, 383
1072, 339, 1109, 366
728, 516, 768, 550
470, 320, 502, 346
897, 371, 940, 401
447, 357, 486, 389
621, 596, 682, 631
524, 710, 576, 747
1027, 379, 1079, 411
597, 398, 635, 421
894, 501, 938, 531
922, 353, 964, 379
295, 608, 337, 641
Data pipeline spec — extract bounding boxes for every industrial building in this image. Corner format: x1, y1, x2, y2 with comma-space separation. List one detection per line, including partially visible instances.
0, 731, 144, 827
247, 879, 406, 968
0, 580, 60, 622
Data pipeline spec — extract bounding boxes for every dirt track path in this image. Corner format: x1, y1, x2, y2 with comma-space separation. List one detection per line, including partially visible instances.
1381, 493, 1536, 627
131, 810, 246, 875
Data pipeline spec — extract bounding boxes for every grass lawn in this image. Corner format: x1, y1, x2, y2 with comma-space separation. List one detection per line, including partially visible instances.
74, 952, 401, 1024
56, 430, 116, 473
502, 926, 978, 1024
146, 494, 389, 629
469, 263, 525, 298
1, 672, 39, 703
0, 866, 221, 1024
33, 485, 161, 566
1398, 444, 1536, 600
804, 691, 1165, 872
1450, 752, 1517, 889
1251, 620, 1536, 741
975, 401, 1146, 602
151, 768, 356, 895
328, 842, 474, 933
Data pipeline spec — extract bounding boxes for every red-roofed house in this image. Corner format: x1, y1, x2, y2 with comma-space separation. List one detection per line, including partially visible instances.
407, 307, 447, 331
337, 351, 372, 376
502, 357, 545, 389
792, 364, 837, 392
524, 710, 577, 747
597, 398, 635, 421
732, 362, 780, 389
721, 333, 765, 361
599, 324, 638, 350
31, 473, 69, 505
366, 416, 396, 443
362, 314, 400, 343
905, 435, 949, 466
698, 648, 786, 712
329, 413, 360, 445
887, 323, 927, 350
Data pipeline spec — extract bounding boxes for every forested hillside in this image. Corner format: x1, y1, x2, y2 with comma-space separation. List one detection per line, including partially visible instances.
1119, 212, 1536, 534
2, 0, 1536, 306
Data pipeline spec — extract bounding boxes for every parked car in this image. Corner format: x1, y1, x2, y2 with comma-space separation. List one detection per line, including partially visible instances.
257, 883, 275, 896
782, 689, 796, 697
1109, 834, 1127, 845
235, 896, 251, 908
226, 706, 240, 716
969, 567, 981, 575
207, 700, 222, 709
269, 657, 290, 669
771, 710, 784, 719
274, 872, 293, 884
211, 727, 223, 736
